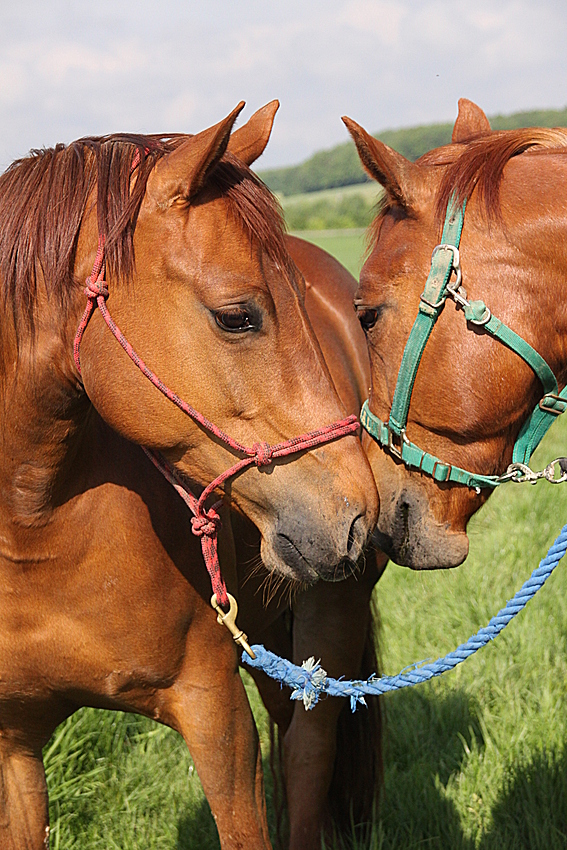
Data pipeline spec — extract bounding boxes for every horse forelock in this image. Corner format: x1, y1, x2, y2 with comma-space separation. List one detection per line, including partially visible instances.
0, 135, 293, 345
433, 127, 567, 227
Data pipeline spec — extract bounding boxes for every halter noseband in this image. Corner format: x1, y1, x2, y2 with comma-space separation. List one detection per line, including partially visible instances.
361, 196, 567, 492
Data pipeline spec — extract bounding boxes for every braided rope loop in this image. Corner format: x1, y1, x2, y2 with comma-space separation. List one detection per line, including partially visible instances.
243, 522, 567, 710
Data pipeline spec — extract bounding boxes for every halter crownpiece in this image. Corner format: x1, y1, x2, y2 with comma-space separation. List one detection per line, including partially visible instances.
361, 195, 567, 490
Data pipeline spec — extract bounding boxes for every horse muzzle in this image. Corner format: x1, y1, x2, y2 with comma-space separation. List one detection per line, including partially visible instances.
260, 505, 375, 583
372, 486, 469, 569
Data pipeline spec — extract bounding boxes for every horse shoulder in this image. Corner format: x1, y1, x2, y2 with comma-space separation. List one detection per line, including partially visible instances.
0, 428, 209, 711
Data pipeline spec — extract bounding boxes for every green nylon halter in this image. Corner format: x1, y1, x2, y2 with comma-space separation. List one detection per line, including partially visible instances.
361, 196, 567, 491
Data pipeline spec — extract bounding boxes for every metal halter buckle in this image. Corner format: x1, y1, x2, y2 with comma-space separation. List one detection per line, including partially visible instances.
387, 427, 410, 460
431, 460, 452, 483
432, 243, 462, 286
539, 394, 566, 415
420, 244, 463, 311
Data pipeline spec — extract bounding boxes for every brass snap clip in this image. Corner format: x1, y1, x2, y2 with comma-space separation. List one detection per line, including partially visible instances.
211, 593, 256, 659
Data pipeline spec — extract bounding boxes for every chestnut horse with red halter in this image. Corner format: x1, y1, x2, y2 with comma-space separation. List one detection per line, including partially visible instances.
237, 233, 387, 850
344, 99, 567, 569
0, 102, 378, 849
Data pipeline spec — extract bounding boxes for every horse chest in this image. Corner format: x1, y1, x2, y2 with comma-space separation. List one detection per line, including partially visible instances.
0, 500, 205, 706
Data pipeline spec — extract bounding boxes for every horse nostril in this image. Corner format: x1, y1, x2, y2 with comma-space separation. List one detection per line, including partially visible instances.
347, 512, 368, 557
396, 495, 412, 562
400, 498, 410, 529
336, 556, 357, 580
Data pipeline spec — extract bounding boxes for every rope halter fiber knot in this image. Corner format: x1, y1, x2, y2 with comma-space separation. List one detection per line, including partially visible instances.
253, 441, 273, 468
84, 277, 109, 301
191, 508, 222, 538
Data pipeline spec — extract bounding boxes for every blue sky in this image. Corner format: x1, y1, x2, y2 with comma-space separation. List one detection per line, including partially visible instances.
1, 0, 566, 170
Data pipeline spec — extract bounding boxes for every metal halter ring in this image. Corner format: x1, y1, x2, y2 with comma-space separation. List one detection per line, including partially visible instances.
431, 243, 462, 288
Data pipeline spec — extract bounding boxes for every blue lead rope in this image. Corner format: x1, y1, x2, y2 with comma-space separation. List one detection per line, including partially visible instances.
243, 523, 567, 711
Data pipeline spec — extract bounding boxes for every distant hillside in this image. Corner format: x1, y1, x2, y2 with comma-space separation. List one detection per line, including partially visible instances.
282, 182, 380, 231
260, 107, 567, 196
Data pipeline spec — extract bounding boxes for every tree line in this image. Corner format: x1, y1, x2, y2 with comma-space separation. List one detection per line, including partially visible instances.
260, 106, 567, 197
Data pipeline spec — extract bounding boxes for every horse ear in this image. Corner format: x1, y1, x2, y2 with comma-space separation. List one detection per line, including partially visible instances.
148, 101, 245, 205
227, 100, 280, 166
342, 116, 418, 209
452, 99, 491, 143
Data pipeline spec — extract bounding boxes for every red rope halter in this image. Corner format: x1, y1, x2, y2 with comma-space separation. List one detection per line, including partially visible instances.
74, 160, 359, 610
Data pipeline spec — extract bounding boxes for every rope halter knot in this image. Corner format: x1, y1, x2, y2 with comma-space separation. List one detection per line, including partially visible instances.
191, 507, 222, 539
252, 441, 274, 468
84, 277, 109, 301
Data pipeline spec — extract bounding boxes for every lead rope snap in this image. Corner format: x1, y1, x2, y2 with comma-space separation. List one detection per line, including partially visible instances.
211, 593, 256, 659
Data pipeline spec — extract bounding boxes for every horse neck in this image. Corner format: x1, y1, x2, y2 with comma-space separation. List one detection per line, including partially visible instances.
0, 283, 91, 530
473, 156, 567, 389
517, 175, 567, 386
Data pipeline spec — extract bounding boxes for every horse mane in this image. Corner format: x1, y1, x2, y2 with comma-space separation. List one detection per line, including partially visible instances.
0, 133, 291, 336
366, 127, 567, 254
431, 127, 567, 225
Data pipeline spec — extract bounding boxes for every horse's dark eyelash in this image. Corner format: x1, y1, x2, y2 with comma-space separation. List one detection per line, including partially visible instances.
355, 304, 386, 330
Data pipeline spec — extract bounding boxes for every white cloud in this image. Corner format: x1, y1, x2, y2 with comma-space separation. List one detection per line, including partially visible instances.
336, 0, 407, 42
0, 0, 566, 170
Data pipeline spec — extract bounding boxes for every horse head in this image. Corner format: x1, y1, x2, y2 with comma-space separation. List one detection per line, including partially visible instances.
344, 100, 567, 568
0, 103, 378, 584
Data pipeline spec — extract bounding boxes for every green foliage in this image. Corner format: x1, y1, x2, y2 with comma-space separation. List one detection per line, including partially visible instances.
260, 106, 567, 196
490, 107, 567, 131
261, 140, 369, 196
285, 190, 375, 231
281, 182, 381, 233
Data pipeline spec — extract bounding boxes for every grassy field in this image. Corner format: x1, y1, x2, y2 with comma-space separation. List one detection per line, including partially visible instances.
281, 183, 382, 232
43, 231, 567, 847
289, 227, 368, 278
284, 193, 377, 277
283, 183, 380, 206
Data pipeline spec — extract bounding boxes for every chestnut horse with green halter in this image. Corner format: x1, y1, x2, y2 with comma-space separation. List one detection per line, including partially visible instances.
237, 233, 387, 850
344, 99, 567, 569
0, 103, 378, 849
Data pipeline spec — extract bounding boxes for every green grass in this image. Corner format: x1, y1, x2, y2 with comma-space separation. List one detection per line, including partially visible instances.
42, 218, 567, 846
290, 228, 368, 278
282, 183, 380, 206
44, 678, 272, 849
43, 416, 567, 848
368, 415, 567, 850
281, 184, 382, 231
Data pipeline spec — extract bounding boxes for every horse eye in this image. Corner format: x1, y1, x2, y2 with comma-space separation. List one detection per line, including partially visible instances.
214, 308, 256, 333
356, 307, 380, 333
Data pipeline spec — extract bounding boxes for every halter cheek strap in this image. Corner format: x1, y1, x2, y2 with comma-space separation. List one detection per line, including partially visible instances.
361, 196, 567, 490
